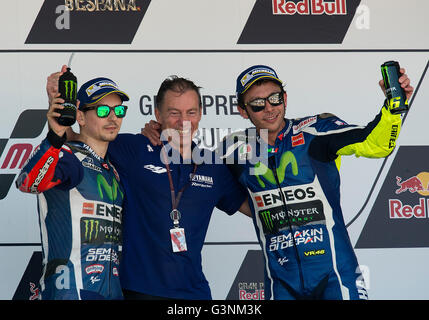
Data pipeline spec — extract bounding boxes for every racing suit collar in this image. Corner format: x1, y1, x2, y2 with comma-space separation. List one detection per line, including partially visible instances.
247, 118, 291, 156
248, 118, 292, 146
273, 118, 292, 146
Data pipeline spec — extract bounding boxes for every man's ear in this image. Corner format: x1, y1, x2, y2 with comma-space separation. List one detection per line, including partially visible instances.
154, 107, 162, 123
76, 109, 85, 126
238, 105, 249, 119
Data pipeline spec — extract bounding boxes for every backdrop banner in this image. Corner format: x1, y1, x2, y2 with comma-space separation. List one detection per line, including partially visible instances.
0, 0, 428, 300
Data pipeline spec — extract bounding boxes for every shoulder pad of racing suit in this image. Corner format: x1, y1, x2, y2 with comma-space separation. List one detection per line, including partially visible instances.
64, 141, 104, 164
65, 142, 88, 154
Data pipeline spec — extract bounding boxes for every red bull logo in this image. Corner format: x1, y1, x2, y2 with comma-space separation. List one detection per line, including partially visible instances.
395, 172, 429, 196
239, 289, 264, 300
273, 0, 347, 16
389, 198, 428, 219
29, 282, 40, 300
390, 172, 429, 219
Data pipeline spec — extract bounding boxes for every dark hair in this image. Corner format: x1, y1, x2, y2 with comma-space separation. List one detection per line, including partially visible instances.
237, 79, 285, 108
155, 76, 202, 110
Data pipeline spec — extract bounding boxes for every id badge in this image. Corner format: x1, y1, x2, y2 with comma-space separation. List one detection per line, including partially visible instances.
170, 228, 187, 253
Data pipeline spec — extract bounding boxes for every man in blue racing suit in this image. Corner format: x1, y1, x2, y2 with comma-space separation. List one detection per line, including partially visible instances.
217, 65, 414, 300
16, 69, 129, 300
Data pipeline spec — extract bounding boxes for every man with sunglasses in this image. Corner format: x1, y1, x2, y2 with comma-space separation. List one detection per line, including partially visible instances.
16, 70, 129, 300
217, 64, 414, 300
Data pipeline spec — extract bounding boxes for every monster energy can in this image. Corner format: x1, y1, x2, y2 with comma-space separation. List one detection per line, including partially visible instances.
380, 61, 409, 115
57, 67, 78, 126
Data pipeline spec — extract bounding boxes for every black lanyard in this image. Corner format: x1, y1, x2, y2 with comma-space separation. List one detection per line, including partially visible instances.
161, 145, 197, 228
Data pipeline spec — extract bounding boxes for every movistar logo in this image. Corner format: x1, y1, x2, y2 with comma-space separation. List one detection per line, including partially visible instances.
97, 174, 123, 202
64, 80, 77, 101
254, 151, 298, 188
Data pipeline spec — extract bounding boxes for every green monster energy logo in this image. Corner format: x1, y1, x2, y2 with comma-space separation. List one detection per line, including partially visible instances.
84, 219, 99, 242
254, 151, 298, 188
63, 80, 77, 101
97, 174, 123, 202
260, 210, 274, 232
381, 66, 390, 88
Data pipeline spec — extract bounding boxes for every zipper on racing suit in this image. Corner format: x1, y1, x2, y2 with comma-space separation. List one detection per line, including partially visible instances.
109, 204, 113, 298
108, 167, 118, 299
268, 156, 305, 297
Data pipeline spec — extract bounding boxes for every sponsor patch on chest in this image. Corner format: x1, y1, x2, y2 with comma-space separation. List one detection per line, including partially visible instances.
190, 174, 214, 188
292, 116, 317, 134
291, 132, 305, 147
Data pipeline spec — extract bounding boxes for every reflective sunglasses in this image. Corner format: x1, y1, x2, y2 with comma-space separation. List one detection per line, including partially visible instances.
244, 92, 284, 113
82, 105, 128, 118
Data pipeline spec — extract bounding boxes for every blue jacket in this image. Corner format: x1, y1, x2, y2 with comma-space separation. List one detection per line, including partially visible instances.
108, 134, 247, 299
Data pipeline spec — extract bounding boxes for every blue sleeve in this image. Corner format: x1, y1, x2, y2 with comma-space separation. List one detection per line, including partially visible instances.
108, 133, 142, 175
215, 130, 248, 182
54, 145, 83, 190
308, 110, 400, 162
215, 163, 247, 215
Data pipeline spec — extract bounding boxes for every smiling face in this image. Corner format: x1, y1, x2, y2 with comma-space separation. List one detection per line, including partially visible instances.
155, 88, 202, 152
239, 80, 287, 145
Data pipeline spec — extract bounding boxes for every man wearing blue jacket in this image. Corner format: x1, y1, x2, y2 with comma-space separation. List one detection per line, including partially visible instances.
109, 76, 249, 300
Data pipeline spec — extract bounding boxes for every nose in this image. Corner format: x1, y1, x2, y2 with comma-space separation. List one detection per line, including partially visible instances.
107, 108, 118, 120
182, 120, 192, 131
177, 113, 192, 128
